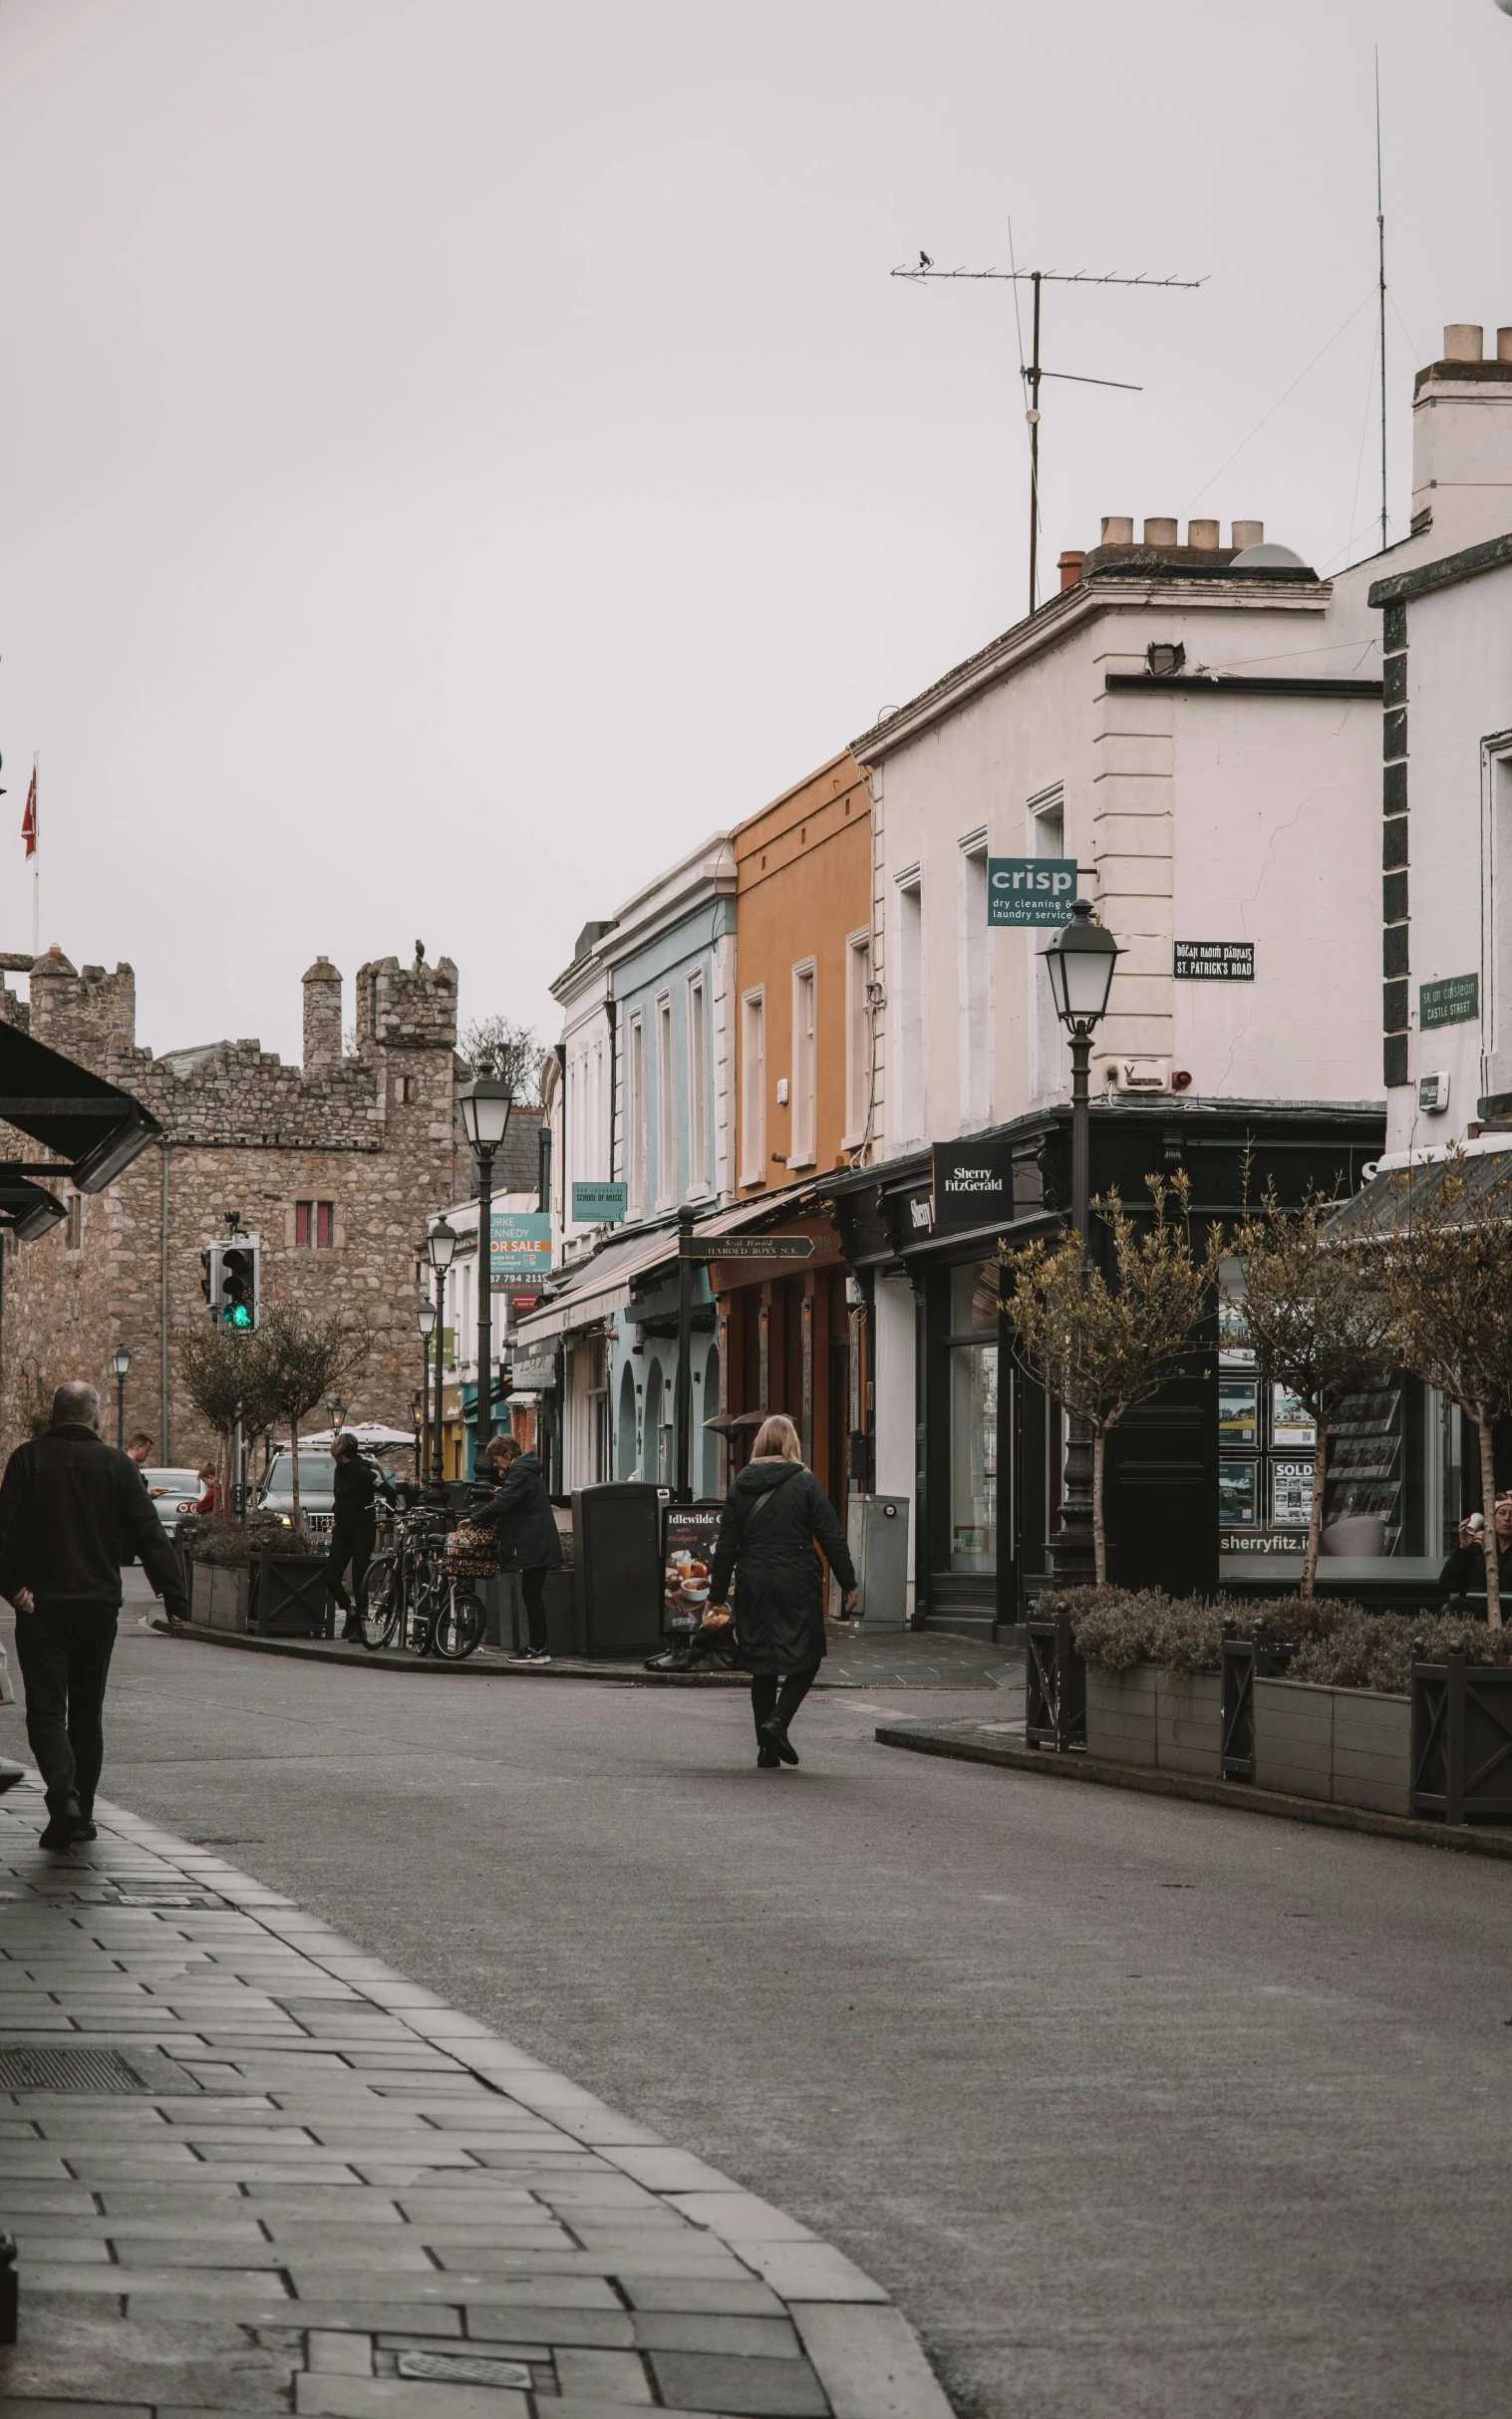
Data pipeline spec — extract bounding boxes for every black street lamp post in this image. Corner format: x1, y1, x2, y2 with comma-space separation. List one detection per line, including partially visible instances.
1041, 898, 1121, 1580
427, 1218, 456, 1486
111, 1345, 131, 1452
456, 1063, 514, 1475
416, 1307, 437, 1479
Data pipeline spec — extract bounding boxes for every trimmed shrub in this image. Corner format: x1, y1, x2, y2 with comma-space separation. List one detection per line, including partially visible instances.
179, 1510, 290, 1569
1047, 1585, 1512, 1690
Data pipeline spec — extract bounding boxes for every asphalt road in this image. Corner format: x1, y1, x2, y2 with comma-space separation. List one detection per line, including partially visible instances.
4, 1590, 1510, 2419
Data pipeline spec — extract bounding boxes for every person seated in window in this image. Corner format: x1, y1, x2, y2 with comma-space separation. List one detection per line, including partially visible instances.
1438, 1493, 1512, 1599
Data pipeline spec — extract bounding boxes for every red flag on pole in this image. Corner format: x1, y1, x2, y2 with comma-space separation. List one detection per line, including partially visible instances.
21, 768, 36, 860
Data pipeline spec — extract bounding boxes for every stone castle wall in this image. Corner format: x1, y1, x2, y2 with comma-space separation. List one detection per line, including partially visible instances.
0, 948, 466, 1464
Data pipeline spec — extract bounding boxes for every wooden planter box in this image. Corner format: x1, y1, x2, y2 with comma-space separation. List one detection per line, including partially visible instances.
188, 1561, 251, 1633
256, 1552, 329, 1638
1084, 1664, 1222, 1780
1254, 1678, 1410, 1817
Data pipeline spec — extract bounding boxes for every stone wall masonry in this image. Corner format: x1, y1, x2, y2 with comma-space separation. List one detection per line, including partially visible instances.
0, 949, 465, 1465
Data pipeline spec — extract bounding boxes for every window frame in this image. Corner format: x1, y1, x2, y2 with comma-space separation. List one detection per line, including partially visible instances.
741, 987, 766, 1186
626, 1013, 647, 1220
789, 958, 817, 1169
894, 867, 925, 1146
958, 829, 992, 1132
687, 967, 711, 1197
655, 989, 675, 1209
843, 927, 872, 1149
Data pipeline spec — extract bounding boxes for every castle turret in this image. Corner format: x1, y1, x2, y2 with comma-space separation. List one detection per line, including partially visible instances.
302, 956, 343, 1076
355, 952, 458, 1057
27, 951, 137, 1070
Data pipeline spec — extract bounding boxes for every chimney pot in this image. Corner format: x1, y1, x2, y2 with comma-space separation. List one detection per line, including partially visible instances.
1187, 519, 1220, 549
1231, 520, 1264, 551
1143, 517, 1178, 547
1058, 549, 1085, 592
1443, 324, 1484, 363
1498, 329, 1512, 365
1100, 515, 1133, 545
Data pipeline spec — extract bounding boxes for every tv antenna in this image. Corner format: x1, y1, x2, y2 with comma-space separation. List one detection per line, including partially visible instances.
891, 255, 1206, 615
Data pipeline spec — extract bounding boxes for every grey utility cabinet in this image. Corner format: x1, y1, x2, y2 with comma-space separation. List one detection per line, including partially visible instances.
847, 1493, 910, 1631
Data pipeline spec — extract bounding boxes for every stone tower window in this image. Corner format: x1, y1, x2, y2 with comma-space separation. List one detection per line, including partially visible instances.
294, 1201, 335, 1249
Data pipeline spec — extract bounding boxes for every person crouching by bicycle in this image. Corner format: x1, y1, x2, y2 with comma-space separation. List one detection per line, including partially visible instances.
326, 1434, 396, 1644
472, 1433, 561, 1664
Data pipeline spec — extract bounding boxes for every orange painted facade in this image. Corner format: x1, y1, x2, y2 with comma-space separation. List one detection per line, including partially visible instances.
718, 752, 872, 1511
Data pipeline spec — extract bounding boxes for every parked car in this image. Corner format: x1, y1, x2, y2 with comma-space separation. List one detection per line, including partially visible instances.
256, 1451, 337, 1539
140, 1468, 203, 1532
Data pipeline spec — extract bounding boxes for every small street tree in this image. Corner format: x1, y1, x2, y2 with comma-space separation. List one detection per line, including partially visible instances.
1002, 1172, 1220, 1585
176, 1327, 277, 1514
1230, 1182, 1397, 1600
1359, 1147, 1512, 1628
255, 1309, 369, 1538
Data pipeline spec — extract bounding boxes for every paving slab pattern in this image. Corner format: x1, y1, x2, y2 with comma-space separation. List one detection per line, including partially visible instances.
0, 1782, 952, 2419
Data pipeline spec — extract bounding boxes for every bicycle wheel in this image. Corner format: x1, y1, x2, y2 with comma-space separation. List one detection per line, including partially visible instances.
361, 1556, 401, 1652
436, 1586, 486, 1662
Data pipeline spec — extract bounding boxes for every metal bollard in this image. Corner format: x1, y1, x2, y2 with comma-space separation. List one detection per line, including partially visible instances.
0, 2228, 18, 2343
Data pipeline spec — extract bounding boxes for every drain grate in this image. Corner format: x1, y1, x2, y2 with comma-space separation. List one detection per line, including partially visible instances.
0, 2044, 154, 2093
102, 1888, 224, 1909
396, 2354, 532, 2389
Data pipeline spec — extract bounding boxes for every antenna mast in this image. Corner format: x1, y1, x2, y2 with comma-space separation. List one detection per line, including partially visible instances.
892, 260, 1205, 616
1375, 49, 1387, 555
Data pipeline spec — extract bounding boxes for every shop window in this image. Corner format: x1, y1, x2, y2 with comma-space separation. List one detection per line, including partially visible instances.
295, 1201, 335, 1248
945, 1261, 999, 1574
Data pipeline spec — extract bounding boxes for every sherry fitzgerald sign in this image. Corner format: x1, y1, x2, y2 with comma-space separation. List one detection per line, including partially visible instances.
932, 1136, 1016, 1232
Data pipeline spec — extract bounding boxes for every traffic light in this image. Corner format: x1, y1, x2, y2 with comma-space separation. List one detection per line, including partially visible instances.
203, 1240, 260, 1330
218, 1243, 258, 1331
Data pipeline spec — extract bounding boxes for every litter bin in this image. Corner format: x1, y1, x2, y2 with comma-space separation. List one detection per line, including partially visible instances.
573, 1484, 663, 1657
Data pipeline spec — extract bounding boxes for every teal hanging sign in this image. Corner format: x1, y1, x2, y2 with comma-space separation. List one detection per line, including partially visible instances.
987, 858, 1077, 926
572, 1180, 628, 1224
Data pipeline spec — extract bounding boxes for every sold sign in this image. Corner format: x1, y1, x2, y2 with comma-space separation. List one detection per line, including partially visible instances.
986, 858, 1077, 927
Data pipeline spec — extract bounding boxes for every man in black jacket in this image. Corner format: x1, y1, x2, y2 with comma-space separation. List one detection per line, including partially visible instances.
473, 1434, 562, 1663
0, 1380, 190, 1849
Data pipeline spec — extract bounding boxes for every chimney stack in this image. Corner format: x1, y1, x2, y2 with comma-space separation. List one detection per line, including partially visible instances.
1411, 321, 1512, 547
1188, 519, 1220, 549
1058, 549, 1085, 591
302, 956, 343, 1076
1442, 324, 1484, 362
1143, 517, 1177, 547
1099, 515, 1133, 545
1231, 520, 1264, 551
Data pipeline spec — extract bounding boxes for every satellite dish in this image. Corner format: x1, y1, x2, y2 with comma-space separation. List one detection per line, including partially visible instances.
1496, 0, 1512, 16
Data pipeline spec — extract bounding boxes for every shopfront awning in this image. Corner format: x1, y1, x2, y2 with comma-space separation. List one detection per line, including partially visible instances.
0, 1021, 160, 1205
1328, 1141, 1512, 1240
511, 1224, 680, 1349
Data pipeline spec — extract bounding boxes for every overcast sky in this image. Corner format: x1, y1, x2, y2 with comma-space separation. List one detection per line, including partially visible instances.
1, 0, 1509, 1064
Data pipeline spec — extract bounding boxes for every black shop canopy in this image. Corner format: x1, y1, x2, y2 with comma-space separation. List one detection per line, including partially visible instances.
0, 1021, 160, 1239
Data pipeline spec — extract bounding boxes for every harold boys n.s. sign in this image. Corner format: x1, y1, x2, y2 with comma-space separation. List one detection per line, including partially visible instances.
932, 1136, 1016, 1231
986, 857, 1077, 927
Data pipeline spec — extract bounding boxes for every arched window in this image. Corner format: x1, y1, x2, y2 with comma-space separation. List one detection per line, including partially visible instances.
618, 1361, 638, 1480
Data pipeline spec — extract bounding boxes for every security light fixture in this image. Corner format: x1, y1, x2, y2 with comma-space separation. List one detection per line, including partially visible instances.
427, 1216, 457, 1273
1043, 899, 1121, 1032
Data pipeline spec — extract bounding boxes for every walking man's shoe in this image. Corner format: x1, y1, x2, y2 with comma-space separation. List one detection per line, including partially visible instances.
74, 1819, 99, 1842
39, 1793, 83, 1851
507, 1647, 551, 1664
758, 1715, 800, 1766
756, 1743, 782, 1768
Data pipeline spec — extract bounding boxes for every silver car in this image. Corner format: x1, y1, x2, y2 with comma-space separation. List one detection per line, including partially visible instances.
141, 1468, 203, 1532
256, 1451, 337, 1540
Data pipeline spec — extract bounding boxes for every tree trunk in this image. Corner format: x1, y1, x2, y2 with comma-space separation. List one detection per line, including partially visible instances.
1477, 1409, 1501, 1629
1301, 1415, 1329, 1601
1091, 1426, 1107, 1586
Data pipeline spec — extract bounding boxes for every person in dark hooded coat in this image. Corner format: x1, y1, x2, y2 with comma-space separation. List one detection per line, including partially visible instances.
707, 1414, 857, 1767
471, 1433, 563, 1663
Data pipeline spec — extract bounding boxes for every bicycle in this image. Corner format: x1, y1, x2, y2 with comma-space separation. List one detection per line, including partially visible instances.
361, 1499, 486, 1661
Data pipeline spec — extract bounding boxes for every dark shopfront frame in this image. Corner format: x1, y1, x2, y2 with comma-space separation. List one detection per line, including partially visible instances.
829, 1096, 1384, 1639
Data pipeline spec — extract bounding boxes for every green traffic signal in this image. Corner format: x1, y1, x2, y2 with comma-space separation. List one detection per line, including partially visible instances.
227, 1302, 252, 1330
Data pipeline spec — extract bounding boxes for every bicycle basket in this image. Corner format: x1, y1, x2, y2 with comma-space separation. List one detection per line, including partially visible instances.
443, 1520, 497, 1578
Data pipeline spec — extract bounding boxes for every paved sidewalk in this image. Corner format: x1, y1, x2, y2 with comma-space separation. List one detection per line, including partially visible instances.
0, 1780, 952, 2419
